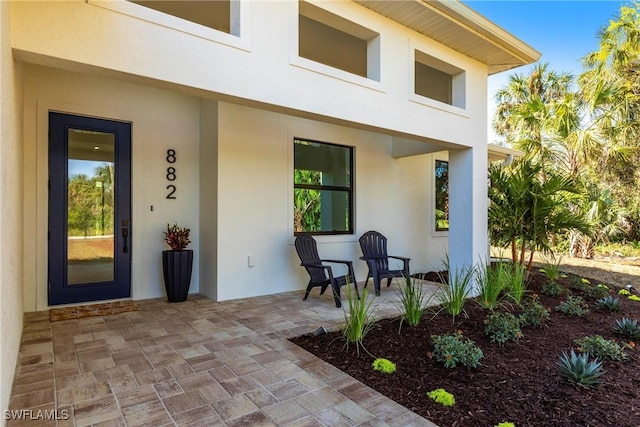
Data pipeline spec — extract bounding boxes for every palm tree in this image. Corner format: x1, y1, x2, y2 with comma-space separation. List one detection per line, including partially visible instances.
494, 63, 573, 169
489, 160, 590, 271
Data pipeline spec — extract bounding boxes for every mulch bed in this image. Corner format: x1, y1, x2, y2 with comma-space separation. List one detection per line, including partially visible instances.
290, 269, 640, 426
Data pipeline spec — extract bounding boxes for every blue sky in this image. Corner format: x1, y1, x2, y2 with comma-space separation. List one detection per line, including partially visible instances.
463, 0, 627, 143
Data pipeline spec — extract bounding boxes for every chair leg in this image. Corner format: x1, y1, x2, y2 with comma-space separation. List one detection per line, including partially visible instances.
351, 275, 360, 299
319, 284, 329, 295
303, 283, 313, 300
363, 275, 370, 289
332, 283, 342, 308
386, 277, 392, 287
373, 274, 381, 297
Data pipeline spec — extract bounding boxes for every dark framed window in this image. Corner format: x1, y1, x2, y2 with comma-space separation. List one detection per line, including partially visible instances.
294, 138, 353, 234
435, 160, 449, 232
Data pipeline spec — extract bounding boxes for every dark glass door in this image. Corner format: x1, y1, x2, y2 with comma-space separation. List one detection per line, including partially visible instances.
48, 112, 131, 305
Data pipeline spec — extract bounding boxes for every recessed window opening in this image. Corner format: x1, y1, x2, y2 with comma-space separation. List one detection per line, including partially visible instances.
294, 139, 353, 235
129, 1, 240, 36
298, 2, 380, 81
435, 160, 449, 232
415, 50, 465, 109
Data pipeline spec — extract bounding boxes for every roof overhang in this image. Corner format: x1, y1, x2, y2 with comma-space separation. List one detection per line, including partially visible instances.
353, 0, 541, 74
488, 144, 521, 163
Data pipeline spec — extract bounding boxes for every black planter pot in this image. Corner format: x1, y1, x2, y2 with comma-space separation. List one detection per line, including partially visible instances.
162, 250, 193, 302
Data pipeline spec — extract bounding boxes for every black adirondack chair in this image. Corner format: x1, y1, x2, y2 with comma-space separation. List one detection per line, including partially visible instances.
359, 230, 410, 296
294, 233, 358, 308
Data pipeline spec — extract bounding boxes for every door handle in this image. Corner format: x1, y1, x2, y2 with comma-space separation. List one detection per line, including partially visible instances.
122, 220, 129, 253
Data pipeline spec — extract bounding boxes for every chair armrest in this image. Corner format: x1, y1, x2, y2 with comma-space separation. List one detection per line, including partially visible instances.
300, 262, 328, 269
320, 259, 354, 267
389, 255, 410, 262
359, 255, 387, 260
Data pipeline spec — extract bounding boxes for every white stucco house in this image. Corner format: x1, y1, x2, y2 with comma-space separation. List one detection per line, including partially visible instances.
0, 0, 539, 412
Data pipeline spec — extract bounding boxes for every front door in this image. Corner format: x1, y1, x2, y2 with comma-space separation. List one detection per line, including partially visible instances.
48, 112, 132, 306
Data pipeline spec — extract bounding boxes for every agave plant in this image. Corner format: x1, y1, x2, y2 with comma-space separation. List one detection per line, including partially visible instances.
557, 350, 604, 387
613, 317, 640, 340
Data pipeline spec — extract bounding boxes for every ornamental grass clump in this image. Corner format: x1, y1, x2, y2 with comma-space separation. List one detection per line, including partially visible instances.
396, 274, 431, 330
339, 286, 375, 355
475, 260, 507, 310
574, 335, 627, 361
372, 358, 396, 374
540, 253, 563, 281
613, 317, 640, 340
595, 295, 620, 312
503, 262, 527, 304
556, 296, 589, 317
519, 297, 550, 328
557, 350, 603, 387
431, 331, 483, 369
437, 262, 475, 323
484, 312, 523, 345
427, 388, 455, 407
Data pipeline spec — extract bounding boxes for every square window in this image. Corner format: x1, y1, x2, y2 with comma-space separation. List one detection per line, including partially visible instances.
414, 50, 465, 109
298, 2, 380, 81
294, 139, 353, 234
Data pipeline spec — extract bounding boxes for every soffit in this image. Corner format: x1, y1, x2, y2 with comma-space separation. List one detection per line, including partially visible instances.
353, 0, 540, 74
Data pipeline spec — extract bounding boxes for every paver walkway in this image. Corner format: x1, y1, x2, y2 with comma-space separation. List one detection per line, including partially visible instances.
8, 281, 441, 426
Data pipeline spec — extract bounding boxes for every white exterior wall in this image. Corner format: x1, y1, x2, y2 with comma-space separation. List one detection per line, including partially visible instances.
22, 65, 201, 311
0, 1, 24, 413
213, 102, 447, 301
10, 0, 487, 148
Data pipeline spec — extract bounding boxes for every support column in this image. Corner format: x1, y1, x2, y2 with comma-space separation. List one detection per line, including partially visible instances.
448, 147, 488, 293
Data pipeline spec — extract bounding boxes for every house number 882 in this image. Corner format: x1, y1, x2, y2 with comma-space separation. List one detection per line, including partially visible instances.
166, 149, 177, 199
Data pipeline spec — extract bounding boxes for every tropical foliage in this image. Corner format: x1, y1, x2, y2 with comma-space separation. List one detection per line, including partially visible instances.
68, 164, 114, 237
491, 3, 640, 255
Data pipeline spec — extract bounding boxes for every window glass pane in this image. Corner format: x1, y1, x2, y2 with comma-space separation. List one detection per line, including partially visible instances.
294, 140, 351, 187
294, 139, 353, 234
435, 160, 449, 231
67, 129, 115, 284
294, 189, 350, 233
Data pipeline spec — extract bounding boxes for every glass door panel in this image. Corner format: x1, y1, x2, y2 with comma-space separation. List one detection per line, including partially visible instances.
67, 129, 115, 285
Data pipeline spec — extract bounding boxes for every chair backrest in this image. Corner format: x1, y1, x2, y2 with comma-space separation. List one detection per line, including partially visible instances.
294, 233, 327, 282
359, 230, 389, 259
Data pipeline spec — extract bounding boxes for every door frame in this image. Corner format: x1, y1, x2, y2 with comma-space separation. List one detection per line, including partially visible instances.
47, 111, 132, 306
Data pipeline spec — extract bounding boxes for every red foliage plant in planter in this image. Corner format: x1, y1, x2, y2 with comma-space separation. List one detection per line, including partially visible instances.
164, 223, 191, 250
162, 223, 193, 302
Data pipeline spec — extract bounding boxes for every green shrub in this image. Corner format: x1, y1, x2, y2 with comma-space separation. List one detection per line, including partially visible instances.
629, 295, 640, 302
520, 298, 550, 328
618, 289, 631, 296
339, 286, 375, 355
595, 295, 620, 312
431, 332, 483, 369
427, 388, 455, 407
556, 296, 589, 317
557, 350, 603, 387
485, 312, 523, 345
372, 358, 396, 374
574, 335, 627, 361
586, 284, 610, 299
613, 317, 640, 340
541, 280, 566, 297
